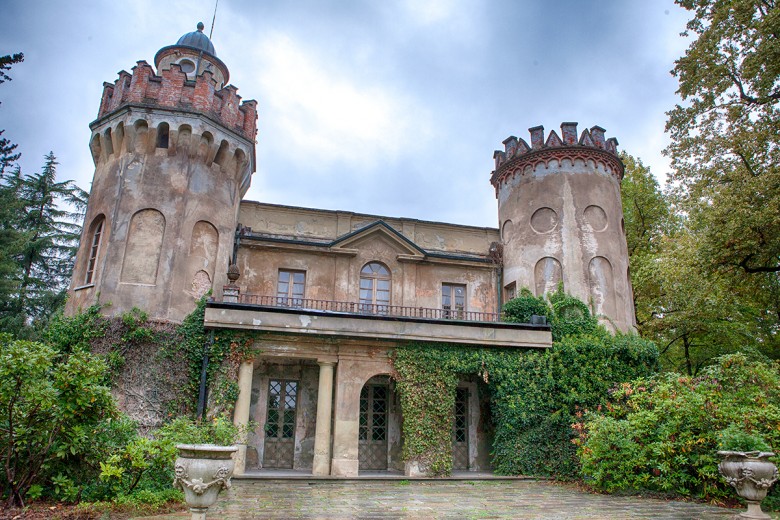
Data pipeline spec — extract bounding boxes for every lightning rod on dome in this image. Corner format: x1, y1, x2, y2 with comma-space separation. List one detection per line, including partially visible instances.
209, 0, 219, 40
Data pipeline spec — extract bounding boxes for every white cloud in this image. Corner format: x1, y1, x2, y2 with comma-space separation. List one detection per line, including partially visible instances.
251, 34, 434, 171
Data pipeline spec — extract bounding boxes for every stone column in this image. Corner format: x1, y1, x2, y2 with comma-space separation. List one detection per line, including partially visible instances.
312, 361, 335, 476
232, 359, 254, 475
330, 360, 361, 477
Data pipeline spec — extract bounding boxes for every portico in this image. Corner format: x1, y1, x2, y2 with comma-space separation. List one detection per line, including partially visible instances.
208, 298, 552, 477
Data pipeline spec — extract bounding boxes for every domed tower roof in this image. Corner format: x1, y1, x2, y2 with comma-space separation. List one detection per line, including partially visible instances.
154, 22, 229, 86
176, 22, 216, 56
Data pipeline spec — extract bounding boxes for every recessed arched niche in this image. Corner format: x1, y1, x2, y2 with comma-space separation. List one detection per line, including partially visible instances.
534, 257, 562, 297
189, 221, 219, 269
233, 148, 247, 177
501, 219, 514, 243
115, 123, 125, 155
90, 134, 102, 165
103, 127, 114, 157
588, 256, 616, 318
156, 122, 170, 149
199, 131, 213, 161
121, 208, 165, 285
133, 119, 149, 153
213, 139, 230, 167
177, 124, 192, 154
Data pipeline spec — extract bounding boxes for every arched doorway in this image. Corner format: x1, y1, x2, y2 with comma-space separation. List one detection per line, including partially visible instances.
358, 375, 401, 471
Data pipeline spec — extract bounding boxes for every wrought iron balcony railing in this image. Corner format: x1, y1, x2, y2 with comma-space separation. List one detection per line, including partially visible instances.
228, 294, 502, 323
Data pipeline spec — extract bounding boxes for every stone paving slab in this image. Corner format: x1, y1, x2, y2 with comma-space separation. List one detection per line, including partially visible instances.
138, 479, 780, 519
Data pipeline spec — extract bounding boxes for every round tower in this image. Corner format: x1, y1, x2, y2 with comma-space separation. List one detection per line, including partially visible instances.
66, 24, 257, 322
491, 123, 635, 332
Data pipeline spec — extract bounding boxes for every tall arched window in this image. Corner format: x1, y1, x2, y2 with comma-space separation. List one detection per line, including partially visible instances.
84, 215, 105, 284
156, 122, 169, 149
359, 262, 390, 315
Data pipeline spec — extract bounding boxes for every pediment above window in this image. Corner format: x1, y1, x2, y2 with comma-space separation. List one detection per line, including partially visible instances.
330, 221, 425, 260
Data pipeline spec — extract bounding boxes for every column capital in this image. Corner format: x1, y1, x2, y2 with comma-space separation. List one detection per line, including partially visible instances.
317, 359, 337, 367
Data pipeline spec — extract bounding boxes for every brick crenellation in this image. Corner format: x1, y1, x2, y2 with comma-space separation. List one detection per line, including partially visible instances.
493, 122, 619, 172
98, 61, 257, 141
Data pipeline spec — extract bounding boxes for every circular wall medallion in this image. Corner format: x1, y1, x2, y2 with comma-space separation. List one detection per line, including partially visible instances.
583, 205, 608, 232
530, 207, 558, 234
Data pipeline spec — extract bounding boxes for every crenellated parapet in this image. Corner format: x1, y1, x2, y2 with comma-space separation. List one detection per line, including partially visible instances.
96, 61, 257, 142
490, 123, 623, 190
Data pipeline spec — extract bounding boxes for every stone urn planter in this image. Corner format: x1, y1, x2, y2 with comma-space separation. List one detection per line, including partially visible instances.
718, 450, 778, 519
174, 444, 237, 520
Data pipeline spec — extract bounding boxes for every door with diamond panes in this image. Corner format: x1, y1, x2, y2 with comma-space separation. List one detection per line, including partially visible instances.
452, 387, 469, 470
263, 380, 297, 468
358, 383, 388, 470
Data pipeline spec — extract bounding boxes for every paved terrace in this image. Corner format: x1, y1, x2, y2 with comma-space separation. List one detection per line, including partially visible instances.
140, 478, 779, 519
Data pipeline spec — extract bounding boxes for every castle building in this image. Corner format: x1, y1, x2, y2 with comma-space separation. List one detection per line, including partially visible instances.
67, 25, 634, 477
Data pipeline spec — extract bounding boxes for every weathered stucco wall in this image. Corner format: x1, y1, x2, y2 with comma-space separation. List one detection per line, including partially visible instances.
239, 202, 500, 256
492, 124, 635, 332
235, 203, 501, 314
67, 107, 254, 322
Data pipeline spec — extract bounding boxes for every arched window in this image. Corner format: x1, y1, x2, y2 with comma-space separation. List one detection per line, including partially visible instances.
156, 122, 169, 149
84, 215, 105, 284
104, 127, 114, 156
213, 139, 229, 166
359, 262, 390, 314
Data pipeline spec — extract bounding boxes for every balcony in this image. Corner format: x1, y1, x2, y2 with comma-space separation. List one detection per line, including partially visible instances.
205, 293, 552, 349
231, 294, 502, 322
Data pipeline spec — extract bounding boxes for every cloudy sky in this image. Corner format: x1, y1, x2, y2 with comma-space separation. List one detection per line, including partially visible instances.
1, 0, 691, 228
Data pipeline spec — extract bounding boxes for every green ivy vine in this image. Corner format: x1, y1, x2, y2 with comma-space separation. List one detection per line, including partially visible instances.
392, 290, 659, 478
48, 298, 261, 418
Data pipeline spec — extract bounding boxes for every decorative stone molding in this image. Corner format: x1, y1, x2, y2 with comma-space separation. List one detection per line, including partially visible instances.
173, 464, 232, 495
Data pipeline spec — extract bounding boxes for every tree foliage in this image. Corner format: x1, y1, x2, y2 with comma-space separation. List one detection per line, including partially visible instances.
0, 153, 87, 336
621, 0, 780, 371
667, 0, 780, 275
621, 153, 778, 374
0, 53, 24, 176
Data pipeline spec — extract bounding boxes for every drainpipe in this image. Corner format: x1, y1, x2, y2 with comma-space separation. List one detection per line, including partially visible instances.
497, 264, 503, 313
196, 330, 214, 420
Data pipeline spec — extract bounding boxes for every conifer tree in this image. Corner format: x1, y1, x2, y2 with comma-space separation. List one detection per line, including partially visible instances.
0, 154, 87, 335
0, 53, 24, 176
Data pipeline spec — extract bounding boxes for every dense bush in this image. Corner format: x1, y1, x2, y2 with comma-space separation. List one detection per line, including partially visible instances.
394, 290, 659, 478
0, 333, 116, 506
97, 416, 242, 500
489, 332, 658, 476
0, 303, 252, 509
577, 353, 780, 509
502, 288, 552, 324
503, 286, 599, 341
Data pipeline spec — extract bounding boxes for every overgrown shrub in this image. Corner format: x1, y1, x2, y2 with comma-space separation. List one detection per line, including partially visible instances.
1, 302, 255, 509
0, 334, 116, 507
393, 293, 659, 478
577, 353, 780, 509
97, 416, 243, 500
488, 332, 658, 476
502, 288, 551, 324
